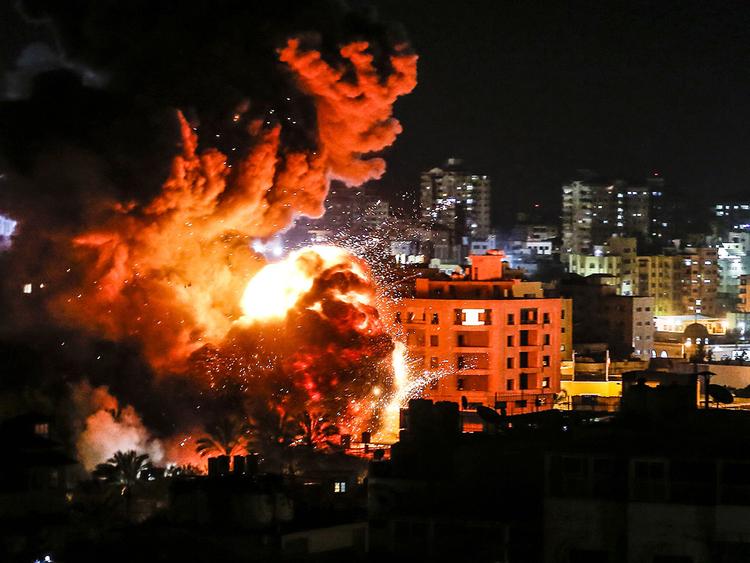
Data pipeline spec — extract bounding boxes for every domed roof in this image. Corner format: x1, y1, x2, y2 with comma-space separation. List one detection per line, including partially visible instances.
683, 322, 709, 340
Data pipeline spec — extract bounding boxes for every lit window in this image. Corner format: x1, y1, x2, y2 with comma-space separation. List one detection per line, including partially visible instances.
334, 481, 347, 493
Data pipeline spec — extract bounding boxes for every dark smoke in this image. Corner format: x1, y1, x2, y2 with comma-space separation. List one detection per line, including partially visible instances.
0, 0, 413, 462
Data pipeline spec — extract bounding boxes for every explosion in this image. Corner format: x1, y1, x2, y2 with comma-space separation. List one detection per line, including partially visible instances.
0, 5, 418, 468
62, 39, 416, 373
240, 246, 368, 323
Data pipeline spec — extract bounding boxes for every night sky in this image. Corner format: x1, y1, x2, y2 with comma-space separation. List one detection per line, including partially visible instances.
3, 1, 750, 225
372, 0, 750, 223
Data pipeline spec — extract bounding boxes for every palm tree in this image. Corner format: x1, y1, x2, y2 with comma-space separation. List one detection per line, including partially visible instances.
195, 418, 249, 457
93, 450, 152, 520
294, 411, 340, 450
93, 450, 152, 491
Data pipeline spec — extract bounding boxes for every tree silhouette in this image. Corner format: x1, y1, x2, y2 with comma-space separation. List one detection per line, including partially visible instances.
293, 411, 340, 450
195, 418, 249, 457
93, 450, 152, 491
93, 450, 152, 520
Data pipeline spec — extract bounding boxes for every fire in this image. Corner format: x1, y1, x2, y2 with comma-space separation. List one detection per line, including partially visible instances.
19, 36, 418, 450
240, 246, 366, 323
57, 39, 416, 372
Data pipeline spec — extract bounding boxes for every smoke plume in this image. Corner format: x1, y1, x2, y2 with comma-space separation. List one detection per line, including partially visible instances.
0, 1, 417, 463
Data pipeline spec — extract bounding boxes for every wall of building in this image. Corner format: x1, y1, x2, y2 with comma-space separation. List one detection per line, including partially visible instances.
396, 291, 563, 414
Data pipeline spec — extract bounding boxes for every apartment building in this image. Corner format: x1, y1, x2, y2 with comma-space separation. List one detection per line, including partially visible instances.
395, 252, 564, 415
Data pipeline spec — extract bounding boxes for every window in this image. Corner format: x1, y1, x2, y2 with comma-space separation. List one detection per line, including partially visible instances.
507, 313, 515, 325
34, 423, 49, 437
543, 355, 550, 367
561, 309, 566, 319
520, 373, 529, 389
430, 335, 439, 346
431, 313, 439, 324
506, 357, 514, 369
457, 378, 464, 390
395, 312, 401, 324
543, 312, 550, 324
430, 357, 438, 369
521, 308, 538, 324
544, 334, 551, 345
507, 335, 514, 346
506, 379, 514, 391
334, 481, 347, 493
561, 344, 566, 351
520, 352, 530, 368
542, 377, 550, 388
520, 330, 530, 346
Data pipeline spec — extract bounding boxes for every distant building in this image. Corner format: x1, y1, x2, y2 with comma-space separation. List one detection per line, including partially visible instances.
561, 171, 668, 257
569, 236, 719, 316
559, 275, 655, 360
285, 185, 389, 248
717, 232, 750, 311
680, 247, 720, 316
635, 254, 683, 315
713, 200, 750, 233
395, 252, 564, 415
419, 158, 491, 240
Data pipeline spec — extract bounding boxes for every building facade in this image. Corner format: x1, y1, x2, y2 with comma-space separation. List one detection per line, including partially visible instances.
680, 247, 720, 316
395, 253, 563, 415
561, 172, 667, 257
419, 158, 491, 240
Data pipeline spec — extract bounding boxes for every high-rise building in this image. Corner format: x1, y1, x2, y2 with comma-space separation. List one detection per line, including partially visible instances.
679, 247, 719, 316
635, 255, 683, 315
713, 200, 750, 234
717, 232, 750, 311
561, 172, 668, 257
420, 158, 491, 240
395, 252, 564, 415
284, 185, 389, 248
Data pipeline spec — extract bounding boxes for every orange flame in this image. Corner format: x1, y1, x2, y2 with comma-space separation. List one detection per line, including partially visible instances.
61, 40, 417, 371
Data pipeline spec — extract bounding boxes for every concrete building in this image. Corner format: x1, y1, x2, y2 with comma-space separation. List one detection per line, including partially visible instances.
561, 172, 668, 257
680, 247, 720, 316
717, 232, 750, 312
395, 252, 564, 415
419, 158, 491, 240
635, 254, 683, 315
285, 185, 389, 248
713, 200, 750, 234
559, 275, 655, 360
567, 237, 638, 295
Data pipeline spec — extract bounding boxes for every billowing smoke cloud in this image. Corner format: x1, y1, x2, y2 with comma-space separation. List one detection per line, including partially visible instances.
0, 1, 416, 462
71, 382, 163, 470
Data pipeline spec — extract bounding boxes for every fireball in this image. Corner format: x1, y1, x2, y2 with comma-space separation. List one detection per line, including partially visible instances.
240, 246, 365, 322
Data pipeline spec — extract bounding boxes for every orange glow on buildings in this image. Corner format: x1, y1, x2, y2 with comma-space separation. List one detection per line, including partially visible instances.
395, 252, 564, 416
